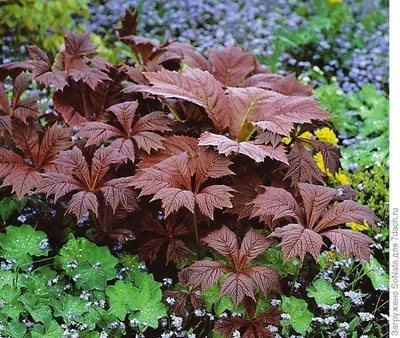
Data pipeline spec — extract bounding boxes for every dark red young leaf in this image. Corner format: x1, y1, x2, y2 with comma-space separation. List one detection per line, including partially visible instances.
301, 138, 341, 174
164, 269, 204, 316
117, 9, 138, 38
333, 184, 358, 202
225, 173, 264, 220
0, 73, 39, 130
27, 46, 68, 90
136, 214, 193, 265
215, 298, 282, 338
189, 226, 280, 308
209, 44, 256, 87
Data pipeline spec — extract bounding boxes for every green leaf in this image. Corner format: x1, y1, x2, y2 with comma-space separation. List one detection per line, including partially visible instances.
0, 224, 49, 266
280, 296, 313, 335
59, 235, 118, 290
106, 280, 137, 320
52, 294, 86, 324
129, 277, 166, 329
3, 319, 27, 338
203, 283, 235, 315
261, 246, 299, 276
19, 293, 52, 323
0, 195, 28, 221
0, 285, 23, 320
307, 279, 341, 305
31, 320, 63, 338
363, 257, 389, 291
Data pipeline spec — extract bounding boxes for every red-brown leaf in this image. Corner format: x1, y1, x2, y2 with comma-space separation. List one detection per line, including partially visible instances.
209, 45, 256, 86
66, 191, 99, 219
248, 96, 332, 136
64, 32, 98, 70
1, 166, 42, 198
188, 260, 230, 291
201, 225, 240, 264
199, 132, 288, 163
39, 173, 84, 201
298, 183, 337, 229
77, 122, 122, 146
225, 173, 263, 220
28, 46, 68, 90
314, 200, 377, 232
196, 185, 234, 220
284, 142, 324, 185
244, 266, 281, 297
266, 73, 314, 96
238, 229, 272, 267
322, 229, 374, 261
271, 224, 324, 261
250, 186, 302, 222
143, 68, 230, 131
151, 187, 196, 216
220, 273, 256, 308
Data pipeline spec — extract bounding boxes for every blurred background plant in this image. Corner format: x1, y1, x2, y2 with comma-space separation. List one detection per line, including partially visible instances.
0, 0, 90, 60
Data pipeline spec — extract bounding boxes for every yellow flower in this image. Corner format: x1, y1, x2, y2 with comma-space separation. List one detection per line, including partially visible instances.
347, 220, 369, 231
328, 0, 343, 3
314, 127, 338, 145
298, 131, 312, 140
283, 131, 312, 145
327, 251, 336, 261
334, 172, 350, 185
313, 152, 333, 177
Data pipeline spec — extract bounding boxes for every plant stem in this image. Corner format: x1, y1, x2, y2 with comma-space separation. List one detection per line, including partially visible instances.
289, 262, 302, 295
164, 100, 182, 122
193, 208, 201, 259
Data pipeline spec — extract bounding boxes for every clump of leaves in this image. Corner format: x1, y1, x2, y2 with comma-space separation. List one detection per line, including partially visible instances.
251, 183, 377, 261
136, 213, 193, 265
0, 224, 165, 337
0, 8, 382, 337
187, 226, 280, 308
215, 297, 282, 338
39, 146, 138, 219
76, 100, 171, 162
132, 149, 235, 219
0, 120, 71, 197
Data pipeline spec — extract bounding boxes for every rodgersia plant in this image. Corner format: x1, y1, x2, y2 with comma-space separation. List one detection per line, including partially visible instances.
0, 9, 384, 337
